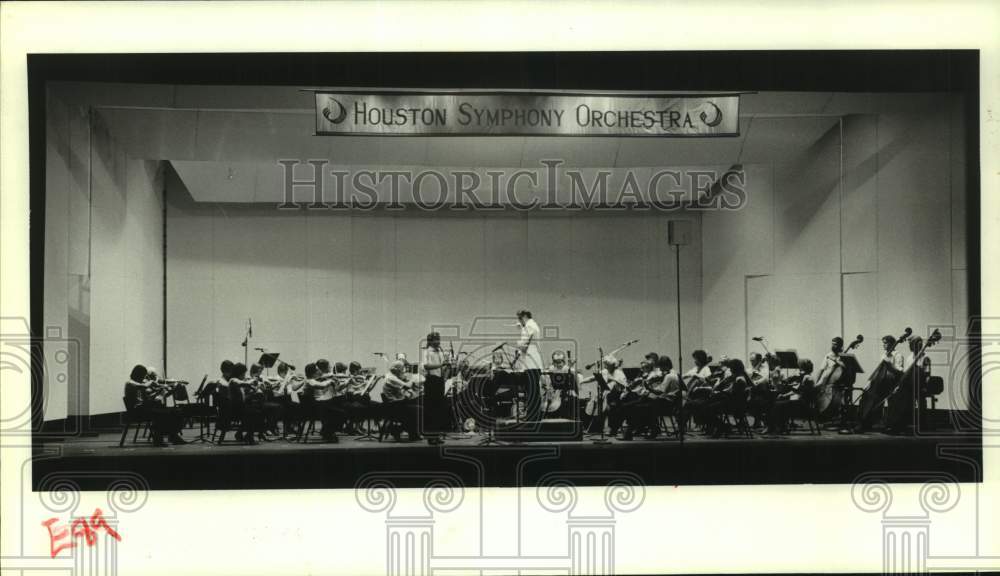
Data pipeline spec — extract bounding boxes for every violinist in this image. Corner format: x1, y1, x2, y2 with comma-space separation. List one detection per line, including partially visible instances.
702, 358, 751, 438
249, 363, 283, 438
227, 362, 267, 444
616, 353, 660, 440
343, 361, 373, 433
123, 364, 186, 447
627, 355, 682, 439
274, 362, 306, 438
747, 353, 775, 429
303, 361, 346, 443
382, 360, 422, 442
765, 358, 815, 435
421, 332, 449, 445
681, 349, 715, 430
682, 349, 713, 390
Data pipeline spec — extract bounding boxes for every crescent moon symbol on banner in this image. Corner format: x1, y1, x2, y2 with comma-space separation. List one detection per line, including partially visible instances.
322, 98, 347, 125
700, 102, 723, 128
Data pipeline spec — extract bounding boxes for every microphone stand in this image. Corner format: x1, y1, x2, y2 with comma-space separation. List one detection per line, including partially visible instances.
591, 346, 611, 445
241, 318, 253, 367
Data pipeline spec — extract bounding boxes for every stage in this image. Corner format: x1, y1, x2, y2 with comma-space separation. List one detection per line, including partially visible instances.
32, 423, 982, 491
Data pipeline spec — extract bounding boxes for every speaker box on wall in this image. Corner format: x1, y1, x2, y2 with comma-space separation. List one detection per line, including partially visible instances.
668, 220, 692, 246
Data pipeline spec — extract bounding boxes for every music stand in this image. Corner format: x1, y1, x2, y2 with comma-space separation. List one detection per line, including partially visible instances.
468, 374, 503, 445
774, 350, 799, 379
836, 354, 865, 433
623, 367, 642, 381
186, 375, 213, 444
839, 354, 864, 375
257, 352, 280, 376
355, 376, 383, 441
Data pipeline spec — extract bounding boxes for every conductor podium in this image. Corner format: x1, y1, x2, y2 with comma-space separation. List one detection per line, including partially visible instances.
494, 418, 583, 442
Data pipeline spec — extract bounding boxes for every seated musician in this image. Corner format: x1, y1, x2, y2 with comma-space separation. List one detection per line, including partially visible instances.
274, 361, 305, 438
747, 353, 774, 429
629, 355, 682, 440
702, 358, 751, 438
542, 351, 580, 420
123, 364, 186, 447
303, 360, 346, 443
382, 360, 422, 441
344, 361, 374, 431
225, 362, 267, 444
618, 353, 662, 440
579, 355, 627, 435
765, 358, 815, 435
248, 363, 283, 438
200, 360, 234, 408
681, 349, 715, 430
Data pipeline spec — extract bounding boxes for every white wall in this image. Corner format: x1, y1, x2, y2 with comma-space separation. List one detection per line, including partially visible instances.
165, 197, 702, 382
43, 90, 164, 420
702, 96, 969, 409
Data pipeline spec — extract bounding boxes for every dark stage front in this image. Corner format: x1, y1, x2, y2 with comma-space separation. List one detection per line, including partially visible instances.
33, 427, 981, 491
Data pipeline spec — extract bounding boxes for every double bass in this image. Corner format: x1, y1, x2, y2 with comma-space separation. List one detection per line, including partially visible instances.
857, 327, 911, 428
814, 335, 864, 421
884, 330, 941, 432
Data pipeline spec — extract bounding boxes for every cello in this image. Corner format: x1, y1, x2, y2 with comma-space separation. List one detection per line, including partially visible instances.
814, 334, 864, 421
856, 327, 911, 429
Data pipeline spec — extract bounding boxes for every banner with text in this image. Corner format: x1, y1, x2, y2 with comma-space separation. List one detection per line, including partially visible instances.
315, 92, 740, 137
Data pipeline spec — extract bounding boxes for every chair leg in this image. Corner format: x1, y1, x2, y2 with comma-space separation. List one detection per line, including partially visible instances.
119, 422, 130, 447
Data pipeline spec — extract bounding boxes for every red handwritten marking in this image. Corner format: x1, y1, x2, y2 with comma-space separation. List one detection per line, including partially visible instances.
42, 508, 122, 558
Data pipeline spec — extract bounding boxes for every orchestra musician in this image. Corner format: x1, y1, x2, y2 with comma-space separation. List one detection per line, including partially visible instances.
579, 354, 627, 435
343, 361, 373, 434
701, 358, 751, 438
123, 364, 186, 447
681, 349, 714, 431
421, 332, 449, 445
200, 360, 233, 408
514, 310, 544, 422
765, 358, 815, 435
274, 361, 306, 438
248, 363, 283, 439
878, 334, 906, 372
541, 350, 580, 420
382, 360, 423, 442
625, 355, 683, 439
227, 362, 267, 444
613, 353, 659, 439
747, 353, 775, 429
302, 360, 347, 443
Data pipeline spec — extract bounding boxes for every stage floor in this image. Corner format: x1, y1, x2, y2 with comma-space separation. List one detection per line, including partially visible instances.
32, 424, 982, 491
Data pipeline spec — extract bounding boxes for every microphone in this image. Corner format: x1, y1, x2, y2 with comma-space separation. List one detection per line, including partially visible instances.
249, 318, 253, 338
254, 347, 266, 352
373, 352, 385, 357
751, 336, 764, 342
492, 343, 506, 352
